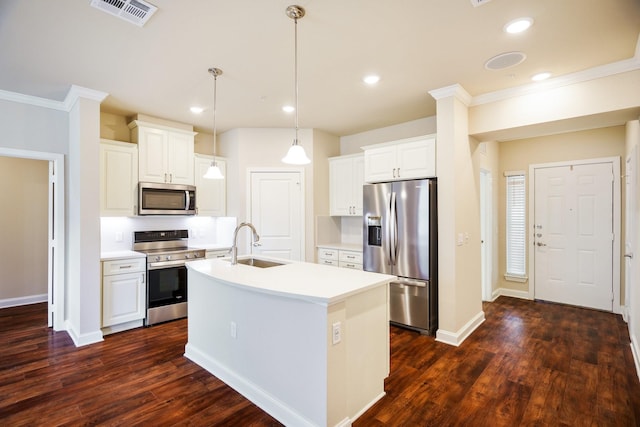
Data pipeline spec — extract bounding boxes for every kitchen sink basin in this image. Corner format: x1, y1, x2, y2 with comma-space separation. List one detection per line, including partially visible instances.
233, 258, 284, 268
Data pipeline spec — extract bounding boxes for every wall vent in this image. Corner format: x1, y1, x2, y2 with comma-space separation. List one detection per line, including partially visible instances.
470, 0, 493, 7
90, 0, 157, 27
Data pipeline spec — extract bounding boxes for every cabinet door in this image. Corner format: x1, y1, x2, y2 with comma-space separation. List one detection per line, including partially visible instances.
138, 127, 168, 183
364, 146, 396, 183
396, 138, 436, 179
100, 141, 138, 216
329, 157, 355, 216
102, 272, 146, 327
352, 156, 364, 215
167, 132, 195, 185
194, 155, 226, 216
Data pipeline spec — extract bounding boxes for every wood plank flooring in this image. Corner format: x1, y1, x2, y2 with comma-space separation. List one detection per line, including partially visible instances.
1, 297, 639, 426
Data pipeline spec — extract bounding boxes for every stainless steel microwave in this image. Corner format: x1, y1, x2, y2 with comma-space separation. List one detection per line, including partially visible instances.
138, 182, 196, 215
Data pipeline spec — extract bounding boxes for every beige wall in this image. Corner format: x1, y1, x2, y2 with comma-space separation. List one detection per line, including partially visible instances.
497, 126, 626, 298
0, 157, 48, 301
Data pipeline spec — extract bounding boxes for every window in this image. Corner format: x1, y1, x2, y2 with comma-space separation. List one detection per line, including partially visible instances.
505, 172, 526, 280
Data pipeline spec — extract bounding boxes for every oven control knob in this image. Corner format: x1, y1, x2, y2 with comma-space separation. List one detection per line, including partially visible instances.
154, 256, 161, 262
185, 254, 191, 259
166, 255, 171, 261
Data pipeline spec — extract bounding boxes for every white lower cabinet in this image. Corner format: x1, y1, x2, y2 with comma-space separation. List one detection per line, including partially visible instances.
317, 247, 363, 270
102, 256, 146, 334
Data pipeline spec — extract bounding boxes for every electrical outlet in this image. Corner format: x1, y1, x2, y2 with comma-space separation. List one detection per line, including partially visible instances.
332, 321, 341, 345
230, 321, 237, 339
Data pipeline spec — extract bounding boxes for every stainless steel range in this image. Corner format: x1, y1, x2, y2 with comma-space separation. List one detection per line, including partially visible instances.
133, 229, 205, 326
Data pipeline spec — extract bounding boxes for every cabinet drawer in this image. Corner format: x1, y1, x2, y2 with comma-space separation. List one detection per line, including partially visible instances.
339, 251, 362, 264
317, 248, 338, 260
339, 261, 363, 270
206, 250, 229, 259
318, 258, 338, 267
103, 258, 146, 276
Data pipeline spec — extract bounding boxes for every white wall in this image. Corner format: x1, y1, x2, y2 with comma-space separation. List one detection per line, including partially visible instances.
0, 157, 48, 303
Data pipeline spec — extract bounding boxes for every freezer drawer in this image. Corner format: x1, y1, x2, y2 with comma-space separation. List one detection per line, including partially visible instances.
389, 279, 435, 334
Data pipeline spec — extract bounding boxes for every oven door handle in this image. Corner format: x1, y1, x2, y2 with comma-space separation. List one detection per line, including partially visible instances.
148, 261, 188, 270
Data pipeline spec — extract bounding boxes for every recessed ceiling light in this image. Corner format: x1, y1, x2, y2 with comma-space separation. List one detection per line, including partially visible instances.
190, 106, 204, 114
531, 72, 551, 81
363, 75, 380, 85
504, 17, 533, 34
282, 105, 295, 113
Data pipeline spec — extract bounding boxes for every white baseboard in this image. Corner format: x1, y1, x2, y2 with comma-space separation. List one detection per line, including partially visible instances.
435, 310, 485, 347
495, 288, 531, 300
631, 335, 640, 382
65, 320, 104, 347
0, 293, 47, 309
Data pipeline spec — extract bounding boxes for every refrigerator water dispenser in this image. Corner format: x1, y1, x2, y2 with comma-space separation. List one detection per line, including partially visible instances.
367, 216, 382, 246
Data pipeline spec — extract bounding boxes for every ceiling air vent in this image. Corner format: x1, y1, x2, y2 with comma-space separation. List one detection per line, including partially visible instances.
470, 0, 493, 7
90, 0, 158, 27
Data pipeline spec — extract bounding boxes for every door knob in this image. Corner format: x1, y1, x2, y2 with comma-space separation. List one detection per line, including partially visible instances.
536, 242, 547, 247
625, 253, 634, 259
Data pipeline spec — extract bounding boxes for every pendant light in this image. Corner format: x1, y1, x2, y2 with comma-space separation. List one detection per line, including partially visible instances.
282, 5, 311, 165
203, 67, 224, 179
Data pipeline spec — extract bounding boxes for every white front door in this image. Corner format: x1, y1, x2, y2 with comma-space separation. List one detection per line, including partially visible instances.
249, 171, 304, 261
533, 162, 614, 310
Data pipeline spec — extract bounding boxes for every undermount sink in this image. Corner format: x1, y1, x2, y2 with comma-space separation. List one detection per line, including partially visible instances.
232, 258, 284, 268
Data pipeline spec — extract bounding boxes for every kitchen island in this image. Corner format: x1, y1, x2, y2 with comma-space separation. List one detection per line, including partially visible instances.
184, 256, 396, 427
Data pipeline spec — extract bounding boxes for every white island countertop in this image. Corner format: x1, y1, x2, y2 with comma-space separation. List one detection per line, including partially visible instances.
186, 256, 395, 305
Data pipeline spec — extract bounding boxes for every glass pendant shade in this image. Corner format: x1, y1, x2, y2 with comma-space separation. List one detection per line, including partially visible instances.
203, 160, 224, 179
282, 142, 310, 165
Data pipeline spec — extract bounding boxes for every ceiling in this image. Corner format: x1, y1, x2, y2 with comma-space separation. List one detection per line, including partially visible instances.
0, 0, 638, 137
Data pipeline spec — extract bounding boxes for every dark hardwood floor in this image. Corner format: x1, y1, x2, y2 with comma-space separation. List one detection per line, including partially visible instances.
1, 297, 639, 426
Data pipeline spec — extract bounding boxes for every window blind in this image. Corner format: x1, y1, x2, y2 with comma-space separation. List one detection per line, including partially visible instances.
506, 174, 526, 276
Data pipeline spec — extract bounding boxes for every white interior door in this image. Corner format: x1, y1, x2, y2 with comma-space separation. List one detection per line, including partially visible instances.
534, 162, 614, 310
625, 147, 637, 325
249, 171, 303, 261
480, 170, 493, 301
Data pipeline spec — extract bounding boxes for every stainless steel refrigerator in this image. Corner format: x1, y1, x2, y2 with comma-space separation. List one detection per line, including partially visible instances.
363, 178, 438, 335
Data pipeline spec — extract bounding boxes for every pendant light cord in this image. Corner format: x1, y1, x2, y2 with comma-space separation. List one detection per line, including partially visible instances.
294, 15, 299, 145
213, 72, 218, 159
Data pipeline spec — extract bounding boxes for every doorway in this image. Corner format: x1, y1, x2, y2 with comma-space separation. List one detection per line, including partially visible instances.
0, 148, 65, 329
625, 147, 638, 327
529, 158, 620, 312
248, 170, 304, 261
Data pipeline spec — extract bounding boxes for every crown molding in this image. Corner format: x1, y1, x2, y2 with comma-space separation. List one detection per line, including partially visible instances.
0, 85, 108, 112
0, 89, 67, 111
429, 84, 472, 105
63, 85, 108, 110
470, 56, 640, 107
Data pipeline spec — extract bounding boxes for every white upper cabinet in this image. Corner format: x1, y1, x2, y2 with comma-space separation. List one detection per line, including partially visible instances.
99, 139, 138, 216
130, 120, 196, 185
194, 154, 227, 216
363, 135, 436, 183
329, 154, 364, 216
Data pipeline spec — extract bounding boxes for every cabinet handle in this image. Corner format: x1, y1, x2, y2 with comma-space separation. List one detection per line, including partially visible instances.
119, 265, 132, 269
392, 168, 396, 178
141, 274, 145, 283
397, 168, 400, 177
164, 173, 168, 182
346, 255, 355, 259
169, 173, 173, 183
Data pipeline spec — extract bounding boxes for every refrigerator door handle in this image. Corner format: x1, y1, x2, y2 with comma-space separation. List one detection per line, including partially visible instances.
390, 191, 398, 266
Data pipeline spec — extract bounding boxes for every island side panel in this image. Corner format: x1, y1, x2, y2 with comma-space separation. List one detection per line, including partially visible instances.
185, 268, 329, 427
345, 284, 389, 421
